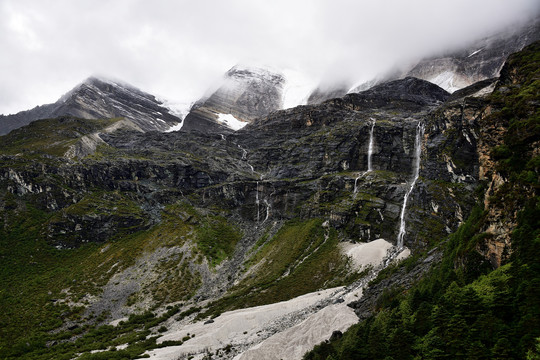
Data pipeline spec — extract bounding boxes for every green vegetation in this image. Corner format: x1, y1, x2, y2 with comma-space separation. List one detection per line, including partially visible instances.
0, 116, 118, 158
0, 200, 200, 359
200, 218, 360, 318
304, 41, 540, 360
195, 215, 242, 267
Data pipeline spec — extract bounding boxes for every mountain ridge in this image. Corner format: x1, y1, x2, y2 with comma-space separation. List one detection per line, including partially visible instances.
0, 76, 181, 136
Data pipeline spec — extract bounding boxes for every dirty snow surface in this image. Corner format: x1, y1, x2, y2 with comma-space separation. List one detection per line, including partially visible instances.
217, 113, 248, 130
141, 238, 402, 360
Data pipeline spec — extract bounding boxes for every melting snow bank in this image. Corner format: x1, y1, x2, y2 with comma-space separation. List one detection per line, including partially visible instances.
142, 239, 409, 360
165, 120, 184, 132
217, 113, 248, 131
341, 239, 394, 270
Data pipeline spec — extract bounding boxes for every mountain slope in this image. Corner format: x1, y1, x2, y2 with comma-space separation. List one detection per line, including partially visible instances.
182, 65, 285, 132
306, 17, 540, 106
305, 40, 540, 360
0, 77, 182, 135
405, 17, 540, 92
0, 42, 538, 360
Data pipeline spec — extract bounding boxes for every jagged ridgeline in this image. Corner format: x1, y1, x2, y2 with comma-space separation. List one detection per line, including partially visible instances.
0, 42, 539, 360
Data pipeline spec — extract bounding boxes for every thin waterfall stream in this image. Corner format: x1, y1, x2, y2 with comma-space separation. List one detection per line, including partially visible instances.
396, 122, 425, 248
354, 119, 375, 194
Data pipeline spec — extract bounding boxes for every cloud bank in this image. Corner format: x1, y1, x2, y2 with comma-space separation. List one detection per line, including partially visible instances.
0, 0, 538, 114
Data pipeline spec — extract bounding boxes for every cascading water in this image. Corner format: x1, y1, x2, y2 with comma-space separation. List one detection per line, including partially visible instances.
255, 181, 260, 224
396, 122, 425, 249
354, 119, 375, 194
262, 199, 271, 224
238, 144, 248, 160
367, 119, 375, 172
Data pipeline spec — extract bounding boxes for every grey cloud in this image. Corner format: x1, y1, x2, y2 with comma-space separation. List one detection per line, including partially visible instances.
0, 0, 538, 114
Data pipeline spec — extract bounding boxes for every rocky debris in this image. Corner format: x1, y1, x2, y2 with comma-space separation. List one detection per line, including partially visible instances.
144, 239, 402, 360
0, 76, 181, 135
183, 65, 285, 132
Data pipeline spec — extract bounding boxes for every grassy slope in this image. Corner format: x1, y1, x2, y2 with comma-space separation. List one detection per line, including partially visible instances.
0, 116, 119, 157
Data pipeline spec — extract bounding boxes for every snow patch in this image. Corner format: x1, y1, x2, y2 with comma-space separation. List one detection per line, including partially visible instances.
468, 48, 483, 57
142, 238, 402, 360
217, 113, 248, 131
165, 120, 184, 132
340, 239, 394, 271
145, 288, 340, 359
281, 68, 318, 109
158, 97, 192, 119
429, 71, 461, 93
236, 304, 358, 360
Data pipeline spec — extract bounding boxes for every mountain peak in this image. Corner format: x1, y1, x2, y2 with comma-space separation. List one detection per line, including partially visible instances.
182, 64, 286, 132
0, 76, 182, 135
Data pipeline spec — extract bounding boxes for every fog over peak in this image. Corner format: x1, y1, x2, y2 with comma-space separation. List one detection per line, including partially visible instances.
0, 0, 538, 115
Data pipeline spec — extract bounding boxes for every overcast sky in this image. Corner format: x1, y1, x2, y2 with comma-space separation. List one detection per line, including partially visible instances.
0, 0, 538, 115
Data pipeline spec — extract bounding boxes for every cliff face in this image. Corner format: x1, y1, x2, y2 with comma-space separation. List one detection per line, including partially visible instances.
0, 75, 481, 264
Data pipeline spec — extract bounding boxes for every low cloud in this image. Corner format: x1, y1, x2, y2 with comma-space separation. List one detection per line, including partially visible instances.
0, 0, 538, 114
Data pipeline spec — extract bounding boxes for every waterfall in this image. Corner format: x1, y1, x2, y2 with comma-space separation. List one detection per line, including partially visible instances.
354, 120, 375, 194
367, 119, 375, 172
238, 144, 257, 174
262, 199, 271, 224
256, 181, 260, 224
397, 122, 425, 249
238, 144, 248, 160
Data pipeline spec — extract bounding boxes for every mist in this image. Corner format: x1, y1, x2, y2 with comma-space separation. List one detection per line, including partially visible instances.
0, 0, 539, 115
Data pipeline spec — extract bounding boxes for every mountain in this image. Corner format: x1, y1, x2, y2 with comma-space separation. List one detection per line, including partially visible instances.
0, 77, 182, 135
306, 82, 351, 105
308, 17, 540, 104
0, 40, 539, 360
182, 65, 285, 132
404, 16, 540, 92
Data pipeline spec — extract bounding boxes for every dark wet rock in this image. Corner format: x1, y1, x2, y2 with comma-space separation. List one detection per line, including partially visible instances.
0, 74, 485, 250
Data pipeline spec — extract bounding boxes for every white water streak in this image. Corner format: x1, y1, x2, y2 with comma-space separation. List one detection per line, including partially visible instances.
354, 120, 375, 194
262, 199, 271, 224
256, 181, 260, 224
397, 122, 425, 249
